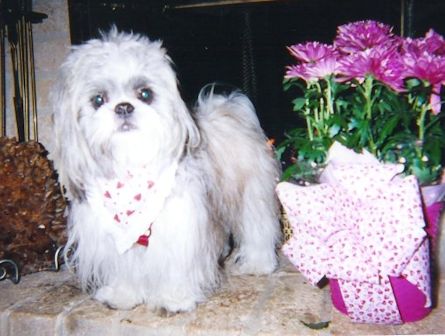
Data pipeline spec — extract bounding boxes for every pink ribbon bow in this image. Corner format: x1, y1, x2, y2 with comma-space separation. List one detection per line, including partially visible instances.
277, 142, 431, 324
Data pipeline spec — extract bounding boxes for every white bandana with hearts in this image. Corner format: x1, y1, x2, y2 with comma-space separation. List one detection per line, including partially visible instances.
89, 162, 178, 254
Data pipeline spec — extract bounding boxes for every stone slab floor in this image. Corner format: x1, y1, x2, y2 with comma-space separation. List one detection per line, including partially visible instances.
1, 255, 444, 336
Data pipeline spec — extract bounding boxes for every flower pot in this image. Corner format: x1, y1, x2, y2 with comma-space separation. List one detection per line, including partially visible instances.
329, 201, 442, 323
277, 143, 443, 325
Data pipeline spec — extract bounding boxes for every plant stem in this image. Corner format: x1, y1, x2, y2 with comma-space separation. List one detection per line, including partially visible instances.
415, 100, 428, 161
364, 75, 373, 120
304, 82, 315, 141
325, 76, 334, 116
315, 81, 327, 134
417, 103, 427, 144
313, 82, 321, 128
363, 75, 377, 155
305, 109, 314, 141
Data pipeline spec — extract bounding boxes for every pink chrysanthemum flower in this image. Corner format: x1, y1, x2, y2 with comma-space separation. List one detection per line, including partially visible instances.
337, 45, 406, 91
402, 29, 445, 57
287, 42, 337, 63
285, 64, 311, 81
424, 29, 445, 55
286, 55, 338, 81
403, 52, 445, 114
334, 20, 398, 54
304, 56, 338, 80
286, 42, 338, 81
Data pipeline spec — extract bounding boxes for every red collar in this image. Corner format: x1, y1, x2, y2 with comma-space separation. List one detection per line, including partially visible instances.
136, 223, 153, 247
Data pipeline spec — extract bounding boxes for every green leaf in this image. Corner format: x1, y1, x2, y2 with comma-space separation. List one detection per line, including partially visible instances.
376, 114, 400, 147
404, 77, 422, 91
300, 320, 331, 330
328, 124, 341, 137
281, 69, 445, 184
292, 97, 306, 111
281, 164, 298, 181
282, 78, 294, 91
411, 165, 437, 185
283, 77, 308, 93
274, 146, 286, 161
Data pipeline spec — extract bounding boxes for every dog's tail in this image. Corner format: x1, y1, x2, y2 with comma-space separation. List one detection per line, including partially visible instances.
193, 85, 280, 185
194, 85, 268, 148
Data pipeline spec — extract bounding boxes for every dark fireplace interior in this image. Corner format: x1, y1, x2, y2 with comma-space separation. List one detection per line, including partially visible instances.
68, 0, 445, 142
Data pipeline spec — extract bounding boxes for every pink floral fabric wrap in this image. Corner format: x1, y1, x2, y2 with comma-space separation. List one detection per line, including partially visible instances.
277, 143, 432, 324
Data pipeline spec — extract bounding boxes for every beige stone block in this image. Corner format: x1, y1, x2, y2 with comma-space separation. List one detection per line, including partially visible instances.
7, 283, 86, 336
59, 258, 333, 336
10, 281, 84, 315
7, 312, 57, 336
1, 264, 445, 335
34, 77, 56, 151
33, 37, 70, 75
184, 258, 331, 335
1, 270, 84, 336
250, 273, 331, 336
61, 299, 124, 336
33, 0, 70, 37
0, 270, 73, 311
186, 275, 270, 335
116, 305, 192, 336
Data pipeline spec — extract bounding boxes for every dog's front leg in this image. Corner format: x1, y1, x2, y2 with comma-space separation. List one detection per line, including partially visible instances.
144, 182, 223, 313
94, 282, 143, 310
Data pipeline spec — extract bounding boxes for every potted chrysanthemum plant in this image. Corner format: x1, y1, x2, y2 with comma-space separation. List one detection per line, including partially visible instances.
276, 20, 445, 325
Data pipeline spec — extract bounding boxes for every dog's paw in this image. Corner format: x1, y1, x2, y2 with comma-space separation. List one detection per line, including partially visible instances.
94, 285, 141, 310
154, 307, 178, 318
226, 249, 278, 275
156, 297, 197, 314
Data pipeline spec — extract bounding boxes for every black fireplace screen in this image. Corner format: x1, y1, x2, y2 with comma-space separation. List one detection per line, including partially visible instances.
67, 0, 444, 141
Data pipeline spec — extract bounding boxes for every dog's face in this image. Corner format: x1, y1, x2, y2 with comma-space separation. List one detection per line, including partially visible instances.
76, 46, 174, 165
52, 29, 200, 198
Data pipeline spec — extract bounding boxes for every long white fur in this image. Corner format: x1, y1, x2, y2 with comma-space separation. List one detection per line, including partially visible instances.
52, 28, 281, 312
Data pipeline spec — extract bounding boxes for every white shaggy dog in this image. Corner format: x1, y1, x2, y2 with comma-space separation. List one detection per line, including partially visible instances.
52, 28, 281, 312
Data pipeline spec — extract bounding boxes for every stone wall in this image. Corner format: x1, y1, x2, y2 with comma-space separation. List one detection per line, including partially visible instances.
3, 0, 70, 156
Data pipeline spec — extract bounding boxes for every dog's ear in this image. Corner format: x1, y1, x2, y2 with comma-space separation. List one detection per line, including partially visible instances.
176, 97, 201, 153
160, 49, 201, 153
51, 65, 94, 201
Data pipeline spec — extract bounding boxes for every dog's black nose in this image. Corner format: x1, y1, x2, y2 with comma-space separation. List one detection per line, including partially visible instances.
115, 102, 134, 117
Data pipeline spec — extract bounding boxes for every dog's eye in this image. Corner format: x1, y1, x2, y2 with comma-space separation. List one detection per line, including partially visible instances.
91, 94, 106, 109
137, 87, 153, 104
